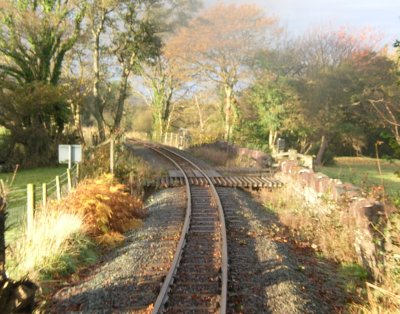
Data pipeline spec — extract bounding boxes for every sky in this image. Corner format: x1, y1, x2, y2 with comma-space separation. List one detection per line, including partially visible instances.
204, 0, 400, 46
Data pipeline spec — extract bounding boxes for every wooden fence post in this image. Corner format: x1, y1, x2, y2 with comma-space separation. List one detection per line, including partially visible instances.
68, 145, 72, 169
76, 164, 80, 183
129, 172, 134, 196
56, 176, 61, 200
67, 169, 72, 192
42, 183, 47, 210
27, 184, 35, 238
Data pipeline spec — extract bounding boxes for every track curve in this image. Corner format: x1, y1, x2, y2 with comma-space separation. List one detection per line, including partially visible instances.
131, 140, 228, 314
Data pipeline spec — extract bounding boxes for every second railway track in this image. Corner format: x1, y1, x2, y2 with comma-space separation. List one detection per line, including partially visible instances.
132, 141, 228, 313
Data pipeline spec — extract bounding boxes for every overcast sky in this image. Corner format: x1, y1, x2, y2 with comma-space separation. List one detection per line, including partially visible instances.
204, 0, 400, 45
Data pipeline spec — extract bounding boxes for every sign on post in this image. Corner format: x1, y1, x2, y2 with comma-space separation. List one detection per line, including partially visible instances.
58, 145, 82, 168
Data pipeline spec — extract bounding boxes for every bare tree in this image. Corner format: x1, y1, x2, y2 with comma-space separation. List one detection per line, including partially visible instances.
167, 3, 279, 141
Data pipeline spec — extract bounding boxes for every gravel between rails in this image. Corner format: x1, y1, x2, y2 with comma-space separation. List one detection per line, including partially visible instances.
218, 187, 331, 314
51, 187, 186, 313
51, 139, 334, 313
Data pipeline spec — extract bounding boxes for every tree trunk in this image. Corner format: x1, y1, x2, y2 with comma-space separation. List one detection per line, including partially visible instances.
161, 85, 174, 138
195, 96, 205, 141
165, 99, 176, 136
315, 134, 328, 165
394, 126, 400, 146
269, 129, 278, 152
113, 50, 137, 133
112, 69, 129, 133
224, 85, 233, 142
92, 12, 107, 142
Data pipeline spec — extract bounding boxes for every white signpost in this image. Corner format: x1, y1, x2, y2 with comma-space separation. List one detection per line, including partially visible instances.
58, 145, 82, 168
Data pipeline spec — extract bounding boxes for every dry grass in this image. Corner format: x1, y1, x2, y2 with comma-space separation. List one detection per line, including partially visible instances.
259, 185, 400, 313
259, 187, 358, 264
6, 208, 84, 281
189, 146, 231, 166
6, 174, 146, 283
351, 282, 400, 313
351, 208, 400, 313
188, 146, 252, 168
124, 131, 150, 141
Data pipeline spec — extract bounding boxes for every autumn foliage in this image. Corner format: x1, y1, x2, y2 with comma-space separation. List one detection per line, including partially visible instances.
54, 175, 146, 247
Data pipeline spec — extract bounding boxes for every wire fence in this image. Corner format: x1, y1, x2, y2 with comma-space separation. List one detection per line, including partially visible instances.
4, 133, 122, 241
3, 164, 79, 233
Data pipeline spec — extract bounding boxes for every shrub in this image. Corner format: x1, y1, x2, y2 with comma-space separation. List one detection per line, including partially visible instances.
54, 174, 145, 248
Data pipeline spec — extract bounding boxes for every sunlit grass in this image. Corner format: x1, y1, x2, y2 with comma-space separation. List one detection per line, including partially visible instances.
1, 166, 69, 241
0, 165, 68, 190
6, 208, 87, 281
316, 157, 400, 198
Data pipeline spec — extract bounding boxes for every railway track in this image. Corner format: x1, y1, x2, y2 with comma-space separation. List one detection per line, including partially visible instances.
131, 141, 228, 313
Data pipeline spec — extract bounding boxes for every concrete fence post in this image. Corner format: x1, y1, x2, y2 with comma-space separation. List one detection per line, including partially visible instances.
288, 149, 298, 161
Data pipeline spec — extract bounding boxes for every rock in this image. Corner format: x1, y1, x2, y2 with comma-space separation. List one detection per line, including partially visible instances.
0, 279, 38, 313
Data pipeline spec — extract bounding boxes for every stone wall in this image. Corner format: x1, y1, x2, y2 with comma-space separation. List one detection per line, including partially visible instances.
279, 160, 387, 280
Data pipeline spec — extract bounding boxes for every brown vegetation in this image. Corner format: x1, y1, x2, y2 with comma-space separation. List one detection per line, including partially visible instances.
259, 187, 358, 264
259, 183, 400, 312
54, 174, 145, 247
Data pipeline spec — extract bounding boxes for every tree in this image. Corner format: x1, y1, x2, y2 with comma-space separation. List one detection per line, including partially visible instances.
167, 3, 279, 141
350, 52, 400, 146
86, 0, 118, 141
292, 28, 381, 164
0, 0, 86, 164
245, 79, 293, 152
0, 0, 86, 85
85, 0, 199, 141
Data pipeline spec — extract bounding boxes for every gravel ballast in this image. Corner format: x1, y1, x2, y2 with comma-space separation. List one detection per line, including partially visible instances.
51, 187, 186, 313
218, 187, 331, 313
50, 140, 339, 313
51, 185, 334, 313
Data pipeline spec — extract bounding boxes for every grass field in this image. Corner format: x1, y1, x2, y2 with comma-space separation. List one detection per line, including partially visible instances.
1, 165, 68, 240
0, 165, 68, 190
316, 157, 400, 199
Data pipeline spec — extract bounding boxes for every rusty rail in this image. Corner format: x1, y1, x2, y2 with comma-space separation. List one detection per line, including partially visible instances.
134, 140, 227, 313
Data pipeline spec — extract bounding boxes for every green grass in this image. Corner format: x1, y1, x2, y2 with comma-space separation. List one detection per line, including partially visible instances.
0, 165, 68, 190
1, 165, 68, 240
316, 157, 400, 199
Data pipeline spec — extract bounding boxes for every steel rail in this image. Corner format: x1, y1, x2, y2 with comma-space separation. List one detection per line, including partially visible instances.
159, 145, 228, 314
144, 144, 192, 314
136, 140, 227, 314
